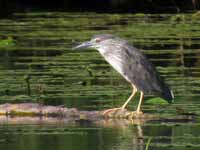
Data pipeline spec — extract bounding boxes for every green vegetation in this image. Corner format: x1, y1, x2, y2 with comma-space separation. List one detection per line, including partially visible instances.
0, 37, 16, 48
0, 12, 199, 110
0, 11, 200, 150
0, 12, 200, 150
145, 137, 153, 150
146, 97, 169, 105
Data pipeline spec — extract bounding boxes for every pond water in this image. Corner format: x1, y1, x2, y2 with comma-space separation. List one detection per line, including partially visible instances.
0, 12, 200, 150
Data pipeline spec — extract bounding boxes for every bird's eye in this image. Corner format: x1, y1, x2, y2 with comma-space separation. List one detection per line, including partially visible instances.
95, 39, 101, 43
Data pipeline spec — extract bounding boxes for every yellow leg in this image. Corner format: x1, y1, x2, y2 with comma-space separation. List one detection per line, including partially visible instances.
129, 91, 144, 118
103, 84, 137, 115
121, 84, 137, 109
136, 91, 144, 114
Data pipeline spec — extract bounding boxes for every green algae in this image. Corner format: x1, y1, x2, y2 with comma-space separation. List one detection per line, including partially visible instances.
0, 12, 199, 109
0, 37, 16, 48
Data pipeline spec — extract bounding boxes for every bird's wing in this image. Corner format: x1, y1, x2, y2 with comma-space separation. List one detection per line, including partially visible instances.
122, 44, 168, 94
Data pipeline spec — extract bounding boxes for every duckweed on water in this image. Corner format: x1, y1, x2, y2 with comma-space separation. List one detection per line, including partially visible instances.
0, 37, 16, 48
0, 12, 200, 108
0, 11, 200, 150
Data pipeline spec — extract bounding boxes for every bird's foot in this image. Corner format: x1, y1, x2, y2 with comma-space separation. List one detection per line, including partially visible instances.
102, 108, 144, 118
102, 107, 122, 115
102, 107, 129, 118
129, 111, 143, 119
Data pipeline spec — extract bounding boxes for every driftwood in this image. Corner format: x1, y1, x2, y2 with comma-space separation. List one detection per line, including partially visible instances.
0, 103, 156, 119
0, 103, 195, 126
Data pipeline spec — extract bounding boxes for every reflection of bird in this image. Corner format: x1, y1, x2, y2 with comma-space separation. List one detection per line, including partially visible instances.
73, 34, 174, 116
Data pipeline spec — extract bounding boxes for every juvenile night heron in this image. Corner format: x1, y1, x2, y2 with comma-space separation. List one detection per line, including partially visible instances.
73, 34, 174, 116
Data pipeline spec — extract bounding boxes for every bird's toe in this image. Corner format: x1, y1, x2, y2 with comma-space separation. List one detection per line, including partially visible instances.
102, 108, 126, 118
129, 111, 143, 119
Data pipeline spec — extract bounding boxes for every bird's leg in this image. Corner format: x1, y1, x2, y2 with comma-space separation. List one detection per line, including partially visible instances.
102, 84, 137, 116
121, 84, 137, 109
131, 91, 144, 117
129, 91, 144, 118
136, 91, 144, 113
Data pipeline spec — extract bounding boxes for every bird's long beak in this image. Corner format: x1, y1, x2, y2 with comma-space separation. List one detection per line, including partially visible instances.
72, 41, 92, 50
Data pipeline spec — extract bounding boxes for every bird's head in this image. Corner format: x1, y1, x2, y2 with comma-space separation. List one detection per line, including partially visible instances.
73, 34, 118, 50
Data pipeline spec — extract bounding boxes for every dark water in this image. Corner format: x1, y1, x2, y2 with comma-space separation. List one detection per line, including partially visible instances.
0, 12, 200, 150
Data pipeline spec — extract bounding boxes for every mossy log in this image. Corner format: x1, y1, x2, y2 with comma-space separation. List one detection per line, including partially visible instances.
0, 103, 196, 126
0, 103, 157, 120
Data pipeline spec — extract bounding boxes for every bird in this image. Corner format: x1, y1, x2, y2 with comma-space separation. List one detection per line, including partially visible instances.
73, 34, 174, 116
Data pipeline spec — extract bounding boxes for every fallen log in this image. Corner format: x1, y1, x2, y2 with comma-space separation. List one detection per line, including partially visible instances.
0, 103, 156, 120
0, 103, 195, 126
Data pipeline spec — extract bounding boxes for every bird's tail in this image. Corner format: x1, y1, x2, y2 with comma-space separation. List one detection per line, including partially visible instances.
161, 87, 174, 103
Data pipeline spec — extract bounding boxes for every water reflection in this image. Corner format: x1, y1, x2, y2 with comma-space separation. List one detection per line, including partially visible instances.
0, 116, 199, 150
0, 117, 146, 150
133, 125, 144, 150
0, 116, 151, 126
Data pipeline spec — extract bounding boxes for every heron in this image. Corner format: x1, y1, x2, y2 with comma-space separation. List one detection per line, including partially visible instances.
73, 34, 174, 116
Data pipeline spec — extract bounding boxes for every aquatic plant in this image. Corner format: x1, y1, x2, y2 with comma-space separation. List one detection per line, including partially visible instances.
0, 37, 16, 48
145, 137, 152, 150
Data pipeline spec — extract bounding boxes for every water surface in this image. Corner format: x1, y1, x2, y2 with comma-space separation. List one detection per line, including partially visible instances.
0, 12, 200, 150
